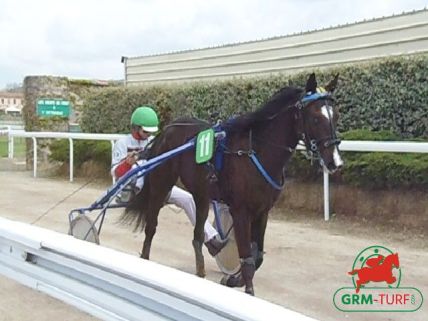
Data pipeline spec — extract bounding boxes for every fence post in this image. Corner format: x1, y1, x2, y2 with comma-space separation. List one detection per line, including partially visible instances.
69, 138, 74, 182
32, 137, 37, 178
111, 140, 115, 184
323, 169, 330, 221
7, 127, 14, 159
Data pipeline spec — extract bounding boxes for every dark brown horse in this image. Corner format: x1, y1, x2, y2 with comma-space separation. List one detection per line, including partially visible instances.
124, 73, 343, 295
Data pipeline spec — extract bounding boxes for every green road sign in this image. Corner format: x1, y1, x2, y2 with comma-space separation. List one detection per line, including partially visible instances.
196, 128, 214, 164
37, 99, 71, 117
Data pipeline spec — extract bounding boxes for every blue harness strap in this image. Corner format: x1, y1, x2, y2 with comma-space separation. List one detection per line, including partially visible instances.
301, 92, 329, 103
214, 138, 226, 171
212, 123, 227, 172
212, 121, 284, 190
249, 152, 284, 190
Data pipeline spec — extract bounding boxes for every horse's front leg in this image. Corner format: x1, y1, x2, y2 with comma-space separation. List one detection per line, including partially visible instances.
251, 212, 268, 270
223, 210, 255, 295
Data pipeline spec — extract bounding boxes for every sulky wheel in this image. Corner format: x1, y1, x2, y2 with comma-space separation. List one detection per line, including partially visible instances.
212, 206, 240, 276
68, 214, 100, 244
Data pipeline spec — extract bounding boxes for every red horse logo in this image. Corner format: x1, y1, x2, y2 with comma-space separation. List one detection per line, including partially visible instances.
348, 253, 400, 293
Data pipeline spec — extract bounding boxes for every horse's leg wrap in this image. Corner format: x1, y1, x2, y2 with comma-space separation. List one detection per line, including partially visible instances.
240, 256, 256, 266
220, 273, 245, 288
251, 242, 264, 270
220, 256, 256, 290
192, 239, 206, 278
240, 256, 256, 295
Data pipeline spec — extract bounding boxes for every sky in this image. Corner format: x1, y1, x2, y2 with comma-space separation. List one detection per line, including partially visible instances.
0, 0, 427, 89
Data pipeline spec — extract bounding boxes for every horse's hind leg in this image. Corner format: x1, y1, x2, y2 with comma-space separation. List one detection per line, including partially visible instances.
191, 241, 205, 278
179, 160, 210, 278
167, 185, 207, 277
141, 168, 178, 260
141, 203, 162, 259
191, 193, 210, 278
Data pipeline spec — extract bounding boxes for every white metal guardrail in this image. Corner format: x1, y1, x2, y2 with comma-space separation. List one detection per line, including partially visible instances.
4, 129, 428, 220
0, 217, 317, 321
7, 130, 124, 182
298, 141, 428, 220
0, 125, 24, 135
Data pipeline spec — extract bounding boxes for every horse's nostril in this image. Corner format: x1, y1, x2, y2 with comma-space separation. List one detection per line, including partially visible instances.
327, 162, 337, 171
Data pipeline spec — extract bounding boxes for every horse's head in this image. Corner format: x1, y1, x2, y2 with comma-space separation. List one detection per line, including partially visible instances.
391, 253, 400, 269
296, 73, 343, 174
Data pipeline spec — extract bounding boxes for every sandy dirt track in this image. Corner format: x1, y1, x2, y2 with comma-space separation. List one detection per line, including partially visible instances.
0, 170, 427, 321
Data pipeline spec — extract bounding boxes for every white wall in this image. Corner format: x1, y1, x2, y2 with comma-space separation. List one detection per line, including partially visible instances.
124, 9, 428, 85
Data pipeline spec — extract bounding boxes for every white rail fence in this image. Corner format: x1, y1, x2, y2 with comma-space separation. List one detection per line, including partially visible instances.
0, 217, 316, 321
4, 129, 428, 221
6, 130, 124, 181
0, 124, 24, 132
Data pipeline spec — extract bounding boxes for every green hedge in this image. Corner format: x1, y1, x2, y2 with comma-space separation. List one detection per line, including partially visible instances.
342, 152, 428, 189
81, 55, 428, 138
49, 140, 111, 169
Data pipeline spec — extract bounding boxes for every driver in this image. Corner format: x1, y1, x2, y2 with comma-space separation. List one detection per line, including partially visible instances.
111, 105, 227, 256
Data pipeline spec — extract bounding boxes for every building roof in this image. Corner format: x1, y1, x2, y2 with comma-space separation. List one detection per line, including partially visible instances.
0, 91, 24, 99
126, 8, 428, 59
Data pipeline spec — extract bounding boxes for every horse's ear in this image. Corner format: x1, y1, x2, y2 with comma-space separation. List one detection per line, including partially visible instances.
305, 73, 317, 94
325, 74, 339, 93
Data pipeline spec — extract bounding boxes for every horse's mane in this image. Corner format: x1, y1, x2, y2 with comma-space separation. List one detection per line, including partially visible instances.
225, 86, 303, 133
146, 117, 208, 158
146, 86, 302, 153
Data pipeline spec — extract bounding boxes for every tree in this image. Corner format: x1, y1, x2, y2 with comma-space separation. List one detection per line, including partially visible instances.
5, 82, 23, 92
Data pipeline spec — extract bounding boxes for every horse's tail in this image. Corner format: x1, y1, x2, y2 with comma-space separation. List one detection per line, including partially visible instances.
348, 269, 359, 275
120, 183, 150, 232
120, 118, 205, 232
120, 133, 165, 232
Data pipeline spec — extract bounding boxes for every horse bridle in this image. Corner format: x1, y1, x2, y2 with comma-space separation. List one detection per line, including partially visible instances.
228, 92, 341, 190
295, 92, 341, 161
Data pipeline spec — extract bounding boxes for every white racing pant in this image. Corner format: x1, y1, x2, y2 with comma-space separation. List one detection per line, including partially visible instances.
133, 161, 218, 242
134, 160, 147, 190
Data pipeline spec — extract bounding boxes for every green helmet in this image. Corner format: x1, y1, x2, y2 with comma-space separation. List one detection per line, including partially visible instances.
130, 106, 159, 132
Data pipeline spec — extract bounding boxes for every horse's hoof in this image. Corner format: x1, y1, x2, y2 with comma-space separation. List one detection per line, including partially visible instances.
220, 274, 244, 288
220, 275, 229, 286
245, 287, 255, 296
196, 269, 206, 278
